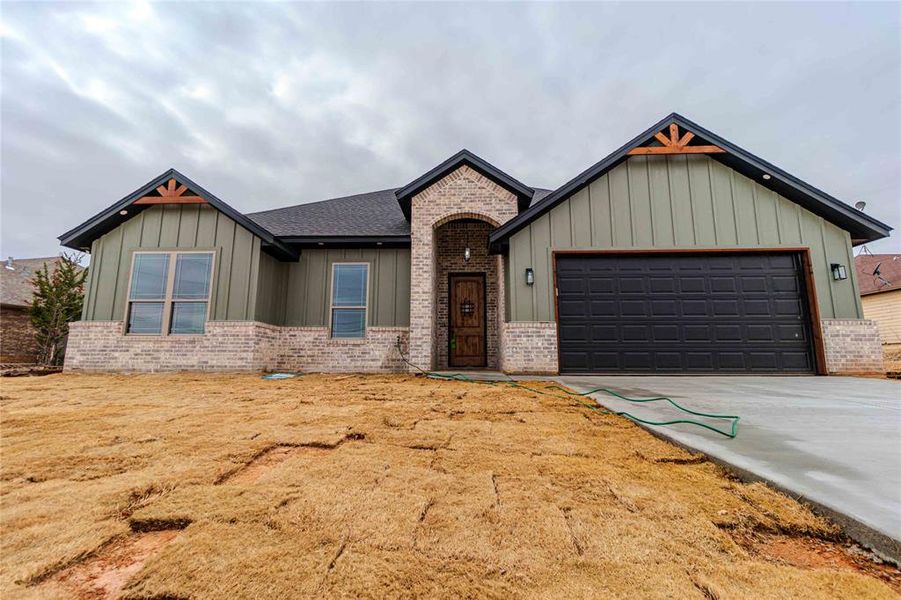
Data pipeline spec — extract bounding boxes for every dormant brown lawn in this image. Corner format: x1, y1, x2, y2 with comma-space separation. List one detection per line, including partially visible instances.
1, 373, 897, 599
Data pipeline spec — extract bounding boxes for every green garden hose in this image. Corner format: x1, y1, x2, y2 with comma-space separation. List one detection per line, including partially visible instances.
395, 340, 740, 439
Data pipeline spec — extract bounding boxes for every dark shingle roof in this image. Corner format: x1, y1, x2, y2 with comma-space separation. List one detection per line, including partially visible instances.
246, 187, 554, 239
247, 189, 410, 238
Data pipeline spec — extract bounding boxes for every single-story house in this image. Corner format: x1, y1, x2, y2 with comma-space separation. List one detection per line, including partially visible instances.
0, 256, 65, 363
855, 253, 901, 347
59, 113, 892, 375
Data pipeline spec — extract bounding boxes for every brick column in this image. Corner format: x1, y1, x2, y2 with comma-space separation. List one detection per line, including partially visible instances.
405, 165, 518, 373
821, 319, 884, 374
408, 209, 437, 371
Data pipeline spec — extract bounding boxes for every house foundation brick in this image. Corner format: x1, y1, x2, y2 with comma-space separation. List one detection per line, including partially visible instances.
499, 321, 558, 374
820, 319, 884, 375
64, 320, 409, 373
273, 327, 409, 373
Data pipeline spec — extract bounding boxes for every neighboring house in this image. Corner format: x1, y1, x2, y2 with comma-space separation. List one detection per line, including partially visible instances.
59, 113, 892, 375
855, 254, 901, 347
0, 257, 62, 363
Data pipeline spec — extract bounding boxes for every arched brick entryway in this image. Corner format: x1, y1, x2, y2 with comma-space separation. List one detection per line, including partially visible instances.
433, 217, 502, 369
407, 165, 517, 371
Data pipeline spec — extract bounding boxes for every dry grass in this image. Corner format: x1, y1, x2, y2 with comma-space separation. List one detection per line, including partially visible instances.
884, 345, 901, 373
1, 373, 897, 599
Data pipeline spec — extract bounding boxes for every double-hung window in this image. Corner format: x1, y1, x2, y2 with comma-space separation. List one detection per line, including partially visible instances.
330, 263, 368, 338
126, 251, 214, 335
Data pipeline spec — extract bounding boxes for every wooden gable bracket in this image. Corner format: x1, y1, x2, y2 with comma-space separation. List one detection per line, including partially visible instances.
133, 178, 207, 205
627, 124, 726, 156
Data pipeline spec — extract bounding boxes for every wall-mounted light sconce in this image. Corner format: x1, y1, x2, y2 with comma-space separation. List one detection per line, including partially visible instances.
525, 268, 535, 286
464, 247, 471, 262
830, 263, 848, 281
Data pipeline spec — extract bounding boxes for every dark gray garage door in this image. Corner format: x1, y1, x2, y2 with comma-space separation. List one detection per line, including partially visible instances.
555, 252, 816, 374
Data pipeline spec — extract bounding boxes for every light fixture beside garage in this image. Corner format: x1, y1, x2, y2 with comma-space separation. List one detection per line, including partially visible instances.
525, 268, 534, 286
831, 263, 848, 281
464, 247, 471, 262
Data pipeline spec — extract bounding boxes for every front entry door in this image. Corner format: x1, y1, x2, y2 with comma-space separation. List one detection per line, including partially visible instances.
449, 274, 486, 368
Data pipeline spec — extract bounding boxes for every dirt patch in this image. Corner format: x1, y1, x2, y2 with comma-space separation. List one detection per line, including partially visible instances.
0, 364, 62, 377
41, 530, 182, 599
218, 434, 364, 485
220, 446, 304, 485
733, 530, 901, 593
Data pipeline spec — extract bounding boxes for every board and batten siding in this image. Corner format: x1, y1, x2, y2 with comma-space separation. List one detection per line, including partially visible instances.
82, 204, 262, 322
266, 248, 411, 327
507, 154, 863, 322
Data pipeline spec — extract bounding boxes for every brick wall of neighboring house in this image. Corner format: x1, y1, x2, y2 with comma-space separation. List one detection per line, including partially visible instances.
820, 319, 884, 374
435, 220, 500, 369
499, 321, 559, 374
408, 165, 518, 371
0, 305, 40, 363
64, 320, 409, 373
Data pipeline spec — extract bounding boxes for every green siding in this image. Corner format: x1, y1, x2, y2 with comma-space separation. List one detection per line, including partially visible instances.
82, 205, 262, 321
507, 154, 863, 322
273, 248, 411, 327
254, 252, 288, 325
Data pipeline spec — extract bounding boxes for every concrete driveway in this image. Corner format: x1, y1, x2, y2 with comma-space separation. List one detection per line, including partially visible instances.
557, 375, 901, 560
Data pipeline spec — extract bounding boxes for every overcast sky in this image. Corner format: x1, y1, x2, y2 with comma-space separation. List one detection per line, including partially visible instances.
2, 1, 899, 259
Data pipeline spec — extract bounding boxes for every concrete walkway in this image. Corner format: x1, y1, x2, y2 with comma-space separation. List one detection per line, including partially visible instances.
557, 375, 901, 560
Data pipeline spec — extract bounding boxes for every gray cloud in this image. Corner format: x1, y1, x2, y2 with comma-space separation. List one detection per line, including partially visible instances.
2, 1, 898, 259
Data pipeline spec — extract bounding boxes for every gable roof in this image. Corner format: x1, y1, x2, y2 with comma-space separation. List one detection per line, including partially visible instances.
855, 253, 901, 296
394, 149, 535, 220
58, 169, 297, 260
0, 256, 70, 307
489, 113, 893, 249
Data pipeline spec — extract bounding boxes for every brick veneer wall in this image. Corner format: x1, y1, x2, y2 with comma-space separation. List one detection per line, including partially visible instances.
499, 321, 559, 374
0, 306, 41, 363
820, 319, 884, 374
273, 327, 408, 373
435, 220, 499, 369
64, 320, 409, 373
408, 164, 518, 371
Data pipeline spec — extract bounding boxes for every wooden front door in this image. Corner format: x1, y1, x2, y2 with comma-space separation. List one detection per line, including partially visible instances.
449, 274, 486, 368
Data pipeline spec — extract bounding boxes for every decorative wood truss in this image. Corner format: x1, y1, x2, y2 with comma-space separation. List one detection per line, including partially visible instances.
133, 178, 207, 205
627, 124, 725, 156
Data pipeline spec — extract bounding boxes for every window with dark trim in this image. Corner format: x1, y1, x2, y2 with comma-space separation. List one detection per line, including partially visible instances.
330, 263, 368, 338
126, 251, 214, 335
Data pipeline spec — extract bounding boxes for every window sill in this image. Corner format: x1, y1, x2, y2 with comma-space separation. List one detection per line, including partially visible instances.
124, 333, 207, 338
327, 336, 368, 344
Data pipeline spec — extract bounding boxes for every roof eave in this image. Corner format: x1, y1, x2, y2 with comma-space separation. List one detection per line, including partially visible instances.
489, 113, 893, 247
280, 235, 411, 248
58, 168, 298, 261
